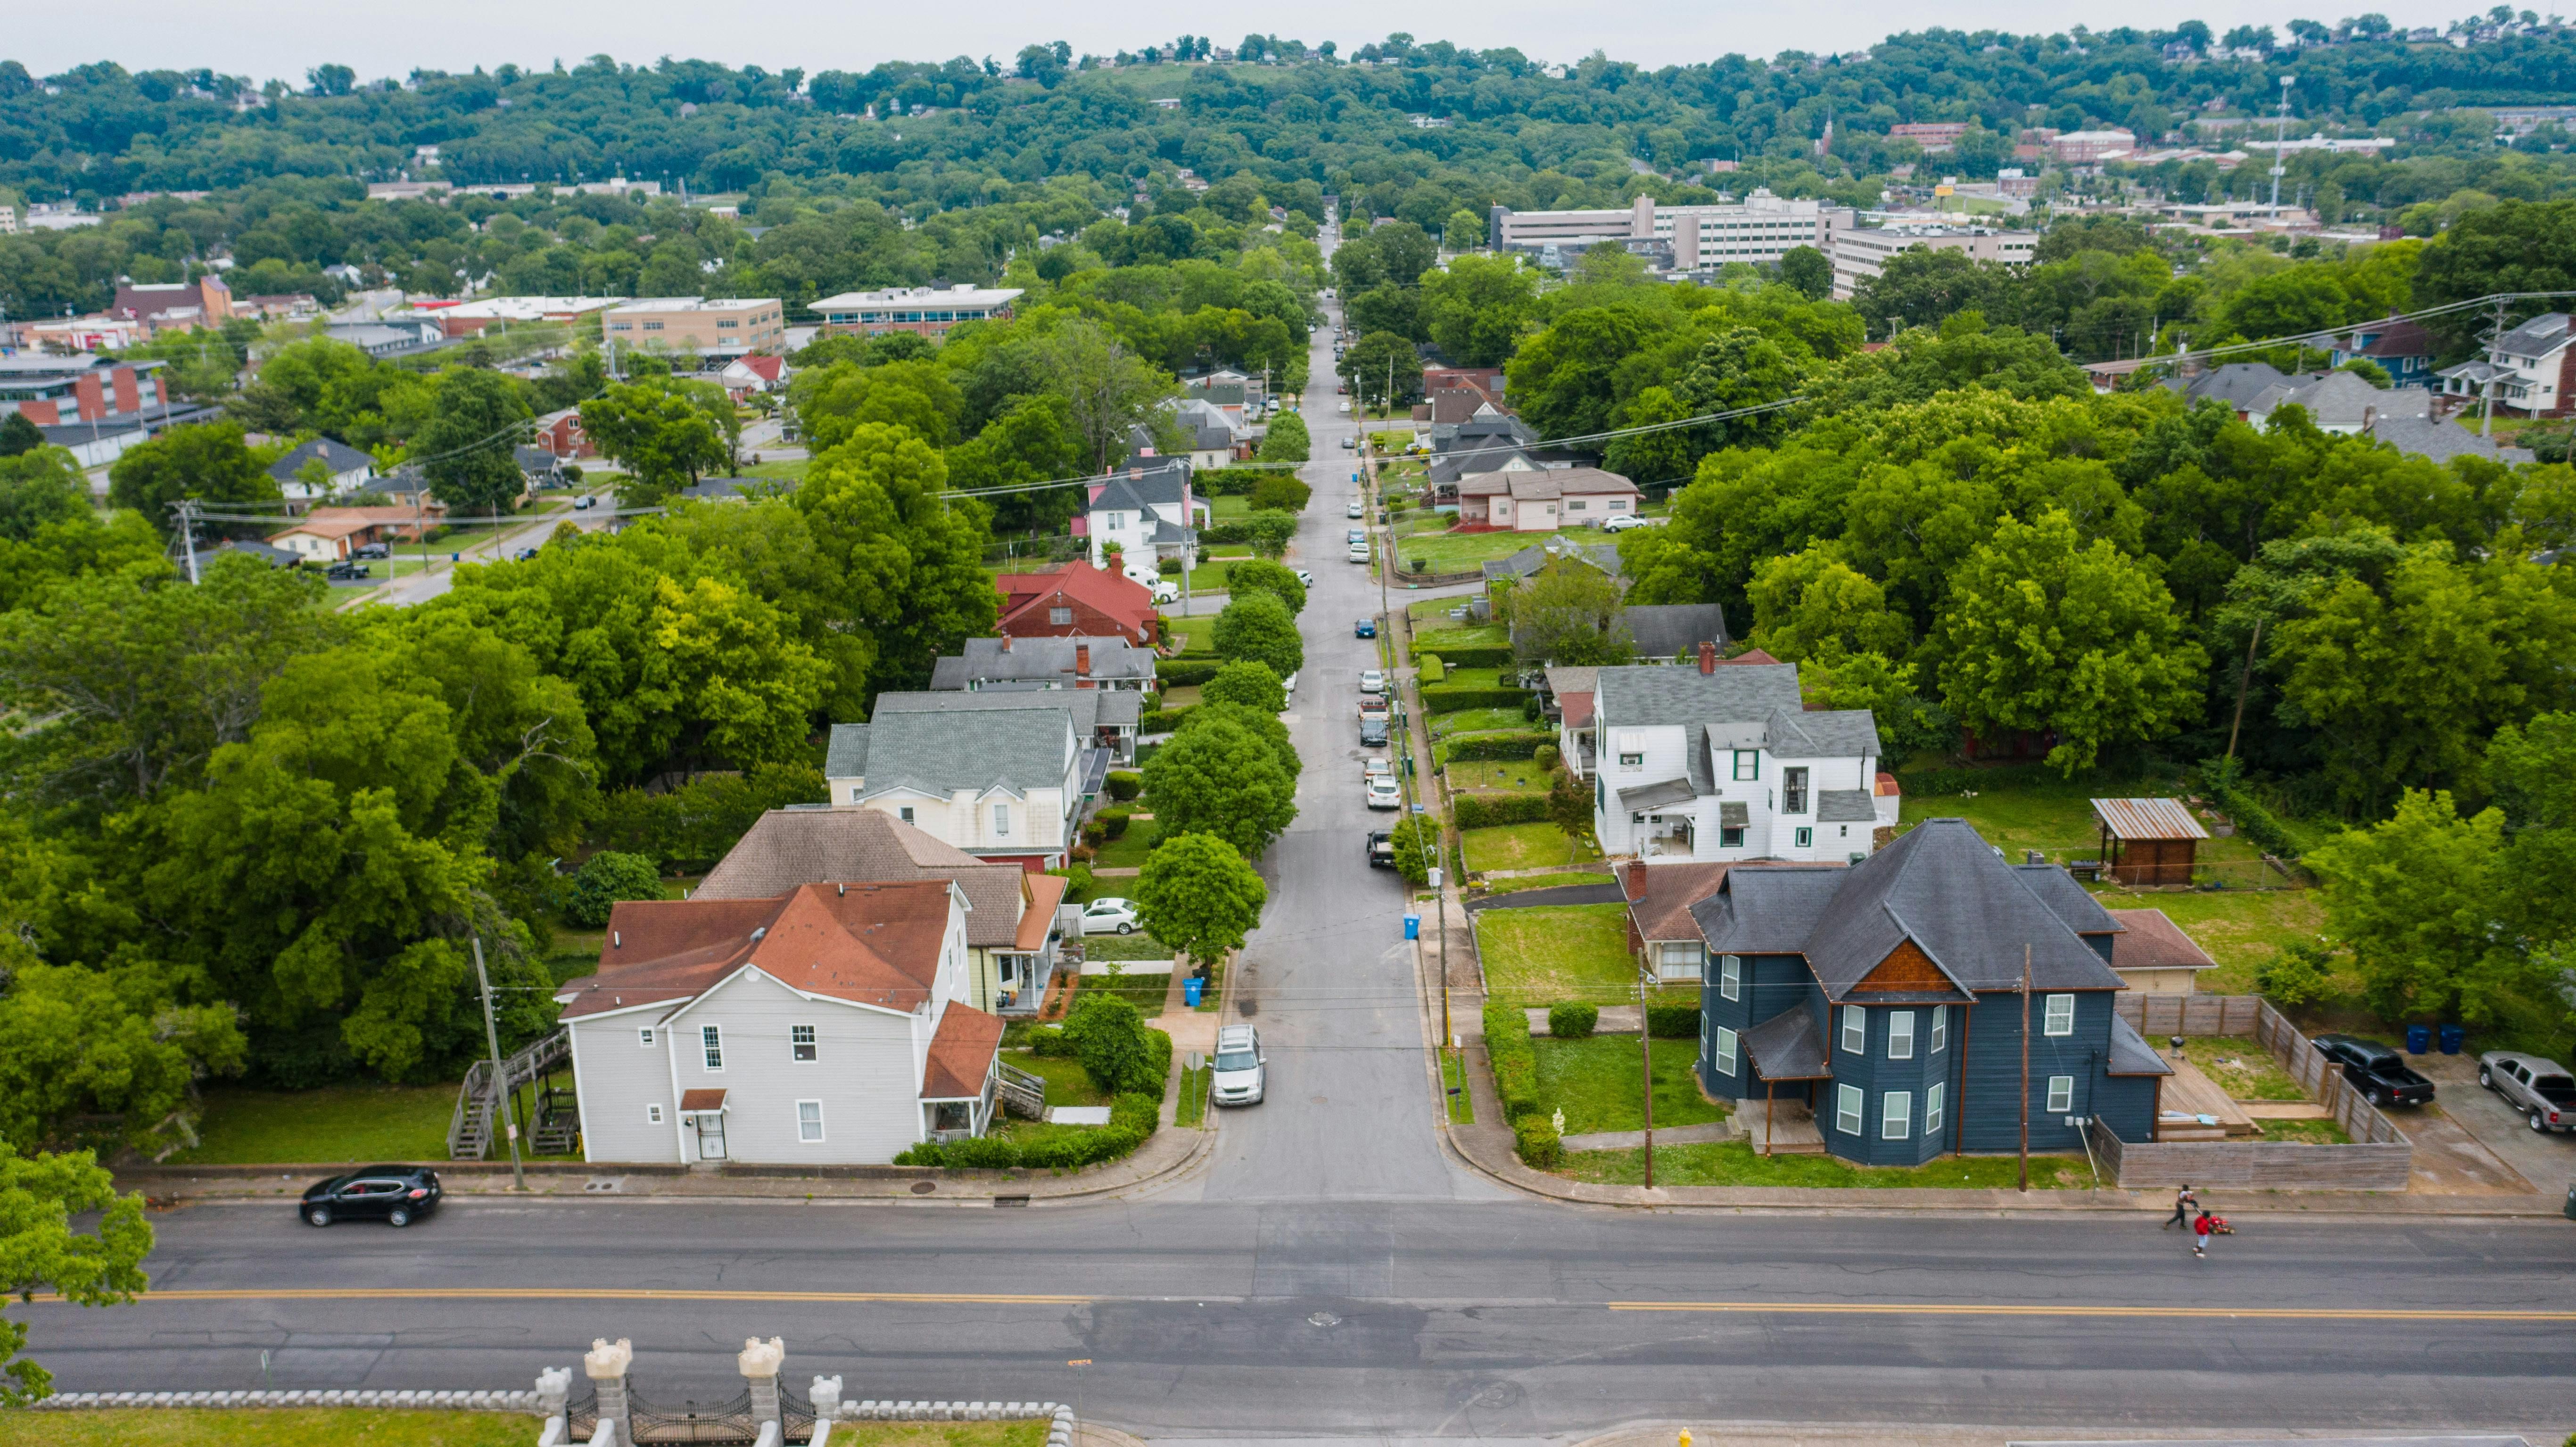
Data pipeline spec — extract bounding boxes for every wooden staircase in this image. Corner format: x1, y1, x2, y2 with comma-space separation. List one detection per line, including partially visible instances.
448, 1028, 573, 1160
997, 1061, 1047, 1121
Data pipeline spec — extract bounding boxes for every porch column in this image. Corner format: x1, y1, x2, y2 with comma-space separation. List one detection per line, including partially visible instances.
740, 1336, 786, 1424
585, 1338, 633, 1435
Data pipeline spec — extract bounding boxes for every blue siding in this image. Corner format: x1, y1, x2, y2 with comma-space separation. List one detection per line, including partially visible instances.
1957, 989, 2123, 1155
2095, 1071, 2160, 1143
2081, 932, 2115, 965
1696, 952, 1808, 1100
1820, 1003, 1959, 1167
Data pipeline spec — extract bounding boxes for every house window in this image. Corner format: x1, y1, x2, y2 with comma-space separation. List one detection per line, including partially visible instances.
850, 787, 864, 804
1618, 751, 1643, 768
2043, 993, 2074, 1036
992, 803, 1011, 836
1714, 1026, 1739, 1077
1794, 827, 1812, 848
1719, 954, 1741, 1002
702, 1025, 724, 1071
1924, 1082, 1945, 1135
1658, 941, 1703, 977
899, 806, 914, 823
1882, 1090, 1912, 1140
1733, 750, 1759, 781
1834, 1084, 1864, 1135
1050, 607, 1074, 625
1840, 1005, 1866, 1054
638, 1027, 655, 1048
1783, 767, 1808, 814
792, 1024, 817, 1062
1720, 827, 1745, 848
797, 1100, 825, 1143
647, 1103, 664, 1125
1930, 1007, 1948, 1053
2047, 1075, 2075, 1114
1888, 1011, 1915, 1060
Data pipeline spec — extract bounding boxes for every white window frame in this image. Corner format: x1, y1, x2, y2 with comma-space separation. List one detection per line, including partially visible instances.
1834, 1083, 1864, 1135
992, 803, 1011, 836
638, 1027, 655, 1048
796, 1099, 825, 1143
1794, 826, 1812, 848
1049, 607, 1074, 625
1840, 1004, 1866, 1054
792, 1024, 817, 1063
1930, 1007, 1947, 1053
1714, 1026, 1739, 1077
1924, 1081, 1945, 1135
646, 1103, 664, 1125
2043, 993, 2075, 1036
2047, 1075, 2074, 1114
702, 1024, 724, 1072
1882, 1090, 1912, 1140
1888, 1011, 1915, 1061
1719, 954, 1741, 1002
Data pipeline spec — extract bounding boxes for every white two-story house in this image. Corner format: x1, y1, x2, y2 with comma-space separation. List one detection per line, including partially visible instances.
557, 880, 1004, 1166
1079, 454, 1207, 571
824, 701, 1091, 872
1591, 648, 1885, 866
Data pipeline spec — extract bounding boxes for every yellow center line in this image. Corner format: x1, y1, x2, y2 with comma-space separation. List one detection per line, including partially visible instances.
25, 1288, 1089, 1307
1608, 1301, 2576, 1322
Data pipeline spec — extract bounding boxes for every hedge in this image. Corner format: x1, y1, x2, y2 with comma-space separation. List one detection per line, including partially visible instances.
1483, 999, 1542, 1122
1548, 1003, 1598, 1039
1412, 643, 1513, 669
1513, 1115, 1564, 1169
892, 1092, 1159, 1169
1097, 810, 1131, 840
1442, 732, 1555, 762
1138, 705, 1193, 734
1026, 1024, 1072, 1056
2199, 756, 2303, 860
1416, 653, 1445, 684
1453, 792, 1550, 828
1158, 660, 1224, 687
1420, 686, 1532, 712
1645, 1003, 1699, 1038
1198, 522, 1249, 546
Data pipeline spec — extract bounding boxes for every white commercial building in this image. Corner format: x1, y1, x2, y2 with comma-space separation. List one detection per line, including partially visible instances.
1489, 191, 1856, 271
1829, 224, 2039, 301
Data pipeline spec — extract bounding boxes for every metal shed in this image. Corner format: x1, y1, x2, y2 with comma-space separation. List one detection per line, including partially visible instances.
2091, 797, 2210, 887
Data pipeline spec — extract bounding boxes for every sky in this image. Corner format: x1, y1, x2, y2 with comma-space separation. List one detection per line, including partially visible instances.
2, 0, 2490, 82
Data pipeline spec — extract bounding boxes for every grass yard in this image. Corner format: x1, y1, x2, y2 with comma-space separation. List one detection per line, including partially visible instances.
2180, 1036, 2307, 1101
1414, 625, 1510, 652
1531, 1036, 1726, 1135
1443, 1049, 1476, 1123
1395, 530, 1539, 574
2256, 1117, 2354, 1144
1089, 826, 1155, 869
1482, 871, 1616, 896
1176, 1064, 1212, 1126
1157, 683, 1202, 709
1080, 931, 1171, 960
1462, 822, 1598, 872
1477, 903, 1639, 1003
1445, 759, 1553, 791
738, 457, 813, 483
1002, 1048, 1107, 1110
170, 1084, 459, 1165
1072, 964, 1172, 1015
1408, 595, 1484, 623
1433, 707, 1529, 739
0, 1410, 546, 1447
1182, 556, 1249, 593
2087, 886, 2325, 991
1896, 775, 2275, 875
1556, 1143, 2097, 1189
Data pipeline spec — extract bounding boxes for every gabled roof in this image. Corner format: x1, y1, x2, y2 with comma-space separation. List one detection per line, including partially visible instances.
2495, 311, 2574, 357
823, 707, 1076, 799
1628, 861, 1734, 942
2091, 797, 2209, 841
1816, 789, 1878, 823
2161, 361, 2288, 411
267, 436, 373, 484
1742, 1006, 1830, 1078
2106, 907, 2217, 972
2107, 1014, 2176, 1076
556, 880, 956, 1019
877, 685, 1140, 735
2367, 413, 2536, 466
996, 562, 1159, 643
2252, 370, 2432, 430
1620, 605, 1729, 659
698, 807, 1030, 948
1094, 456, 1192, 510
929, 635, 1159, 688
2334, 317, 2435, 360
921, 1004, 1006, 1099
1484, 540, 1624, 583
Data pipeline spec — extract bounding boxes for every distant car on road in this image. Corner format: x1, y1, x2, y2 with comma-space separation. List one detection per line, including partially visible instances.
1348, 540, 1370, 563
1362, 756, 1393, 782
1080, 897, 1141, 936
2479, 1050, 2576, 1132
1212, 1024, 1266, 1107
1294, 569, 1313, 587
1148, 579, 1180, 605
572, 495, 597, 510
1340, 437, 1355, 450
513, 546, 541, 561
1354, 617, 1377, 638
1366, 775, 1403, 809
324, 560, 371, 581
1346, 499, 1364, 518
1601, 515, 1650, 533
1359, 669, 1385, 695
301, 1166, 441, 1228
2313, 1034, 2436, 1107
1347, 528, 1367, 544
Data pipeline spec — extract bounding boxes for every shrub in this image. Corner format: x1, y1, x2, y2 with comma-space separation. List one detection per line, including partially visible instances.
1534, 743, 1561, 772
562, 851, 662, 927
1387, 815, 1441, 885
1453, 793, 1551, 828
1157, 555, 1181, 575
1063, 995, 1169, 1098
1197, 522, 1249, 546
1105, 770, 1143, 801
1513, 1114, 1564, 1169
1049, 863, 1096, 900
1212, 591, 1304, 677
1483, 999, 1542, 1121
1522, 695, 1544, 722
1417, 653, 1445, 684
1082, 820, 1106, 847
1548, 1003, 1599, 1038
1203, 659, 1288, 713
1248, 473, 1312, 512
893, 1092, 1159, 1168
1442, 732, 1554, 762
1138, 705, 1193, 734
1411, 643, 1513, 669
1646, 1003, 1700, 1038
1226, 559, 1306, 617
1098, 810, 1131, 840
1027, 1024, 1073, 1057
1419, 686, 1531, 712
1155, 661, 1223, 688
590, 761, 828, 872
2200, 756, 2304, 860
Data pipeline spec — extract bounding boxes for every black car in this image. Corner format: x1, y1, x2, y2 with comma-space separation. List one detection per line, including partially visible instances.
1368, 830, 1395, 868
352, 543, 390, 559
2313, 1034, 2437, 1107
324, 560, 371, 581
301, 1166, 442, 1228
1359, 716, 1389, 747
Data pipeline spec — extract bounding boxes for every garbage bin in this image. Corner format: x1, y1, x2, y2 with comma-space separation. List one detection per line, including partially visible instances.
1403, 913, 1420, 941
2565, 1180, 2576, 1222
1183, 976, 1203, 1008
2405, 1023, 2432, 1054
2438, 1023, 2465, 1055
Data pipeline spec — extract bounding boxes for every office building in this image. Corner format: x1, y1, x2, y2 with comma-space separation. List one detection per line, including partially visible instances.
1829, 224, 2039, 301
602, 297, 786, 358
1488, 192, 1856, 272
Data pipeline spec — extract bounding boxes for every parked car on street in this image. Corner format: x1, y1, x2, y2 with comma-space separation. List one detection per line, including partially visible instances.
572, 495, 597, 510
1079, 897, 1142, 935
1338, 400, 1352, 413
513, 546, 541, 561
1601, 515, 1649, 533
1348, 540, 1370, 563
1358, 694, 1389, 721
1359, 669, 1385, 694
301, 1166, 442, 1228
1294, 569, 1313, 587
1359, 715, 1389, 747
325, 560, 371, 580
1362, 756, 1393, 782
1212, 1024, 1266, 1107
1367, 830, 1396, 868
1340, 437, 1355, 450
1347, 528, 1367, 544
1366, 776, 1403, 809
2313, 1034, 2436, 1107
1148, 579, 1180, 605
2479, 1050, 2576, 1132
1346, 500, 1364, 518
1354, 617, 1377, 638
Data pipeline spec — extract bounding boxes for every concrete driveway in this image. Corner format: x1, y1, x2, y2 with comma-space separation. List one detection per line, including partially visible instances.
2415, 1047, 2575, 1197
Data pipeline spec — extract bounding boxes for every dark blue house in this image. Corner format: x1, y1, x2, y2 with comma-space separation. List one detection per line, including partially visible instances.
1690, 818, 2170, 1167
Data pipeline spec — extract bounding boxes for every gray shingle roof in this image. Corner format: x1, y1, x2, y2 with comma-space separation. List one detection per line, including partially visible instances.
1620, 604, 1730, 658
875, 686, 1140, 738
2496, 311, 2573, 357
1816, 789, 1877, 823
930, 636, 1158, 688
267, 436, 374, 484
1097, 457, 1192, 509
2253, 370, 2432, 430
1742, 1005, 1830, 1078
1691, 867, 1847, 954
1483, 540, 1624, 583
1618, 777, 1698, 811
2108, 1014, 2176, 1076
824, 707, 1074, 800
1764, 706, 1881, 758
2367, 412, 2537, 466
2161, 361, 2288, 411
697, 807, 1029, 947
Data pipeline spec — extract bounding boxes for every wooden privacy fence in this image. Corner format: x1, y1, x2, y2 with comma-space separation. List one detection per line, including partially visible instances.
2097, 995, 2412, 1190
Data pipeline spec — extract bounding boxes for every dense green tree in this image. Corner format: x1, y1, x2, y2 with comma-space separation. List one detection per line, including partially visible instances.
795, 421, 998, 699
1201, 659, 1288, 714
581, 380, 727, 505
1141, 712, 1296, 855
1223, 558, 1305, 616
1778, 245, 1833, 301
1242, 510, 1298, 559
1176, 699, 1299, 780
0, 1142, 153, 1404
104, 423, 278, 538
0, 414, 42, 458
1506, 559, 1633, 666
563, 851, 663, 927
1506, 307, 1660, 439
1257, 411, 1310, 463
1060, 992, 1161, 1096
1337, 330, 1425, 411
1133, 830, 1268, 970
1746, 547, 1912, 661
1209, 590, 1303, 678
416, 365, 534, 517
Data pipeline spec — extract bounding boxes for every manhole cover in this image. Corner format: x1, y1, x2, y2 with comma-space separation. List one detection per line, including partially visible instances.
1307, 1311, 1341, 1328
910, 1181, 936, 1194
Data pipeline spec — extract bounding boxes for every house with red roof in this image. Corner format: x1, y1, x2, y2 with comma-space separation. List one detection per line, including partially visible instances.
552, 880, 1009, 1165
994, 560, 1162, 646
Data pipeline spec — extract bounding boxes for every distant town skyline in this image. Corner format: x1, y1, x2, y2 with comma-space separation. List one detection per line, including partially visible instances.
5, 0, 2485, 86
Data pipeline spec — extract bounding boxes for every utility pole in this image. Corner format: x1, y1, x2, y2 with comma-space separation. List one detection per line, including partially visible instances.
2017, 944, 2032, 1194
2269, 75, 2294, 214
2225, 617, 2263, 762
472, 935, 527, 1192
2483, 294, 2509, 438
1638, 968, 1655, 1189
177, 499, 202, 584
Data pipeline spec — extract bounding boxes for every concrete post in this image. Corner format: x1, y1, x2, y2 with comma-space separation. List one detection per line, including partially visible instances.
584, 1337, 634, 1433
738, 1336, 786, 1424
533, 1365, 572, 1428
809, 1374, 844, 1421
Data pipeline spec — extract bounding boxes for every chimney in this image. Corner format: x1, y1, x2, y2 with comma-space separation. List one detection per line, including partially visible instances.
1625, 858, 1649, 903
1075, 643, 1091, 678
1698, 641, 1717, 674
1000, 634, 1013, 652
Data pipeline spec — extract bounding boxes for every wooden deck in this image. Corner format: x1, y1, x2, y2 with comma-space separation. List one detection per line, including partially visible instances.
2155, 1053, 2260, 1139
1738, 1097, 1825, 1156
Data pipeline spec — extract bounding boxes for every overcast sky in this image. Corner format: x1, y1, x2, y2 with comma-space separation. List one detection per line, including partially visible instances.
6, 0, 2485, 83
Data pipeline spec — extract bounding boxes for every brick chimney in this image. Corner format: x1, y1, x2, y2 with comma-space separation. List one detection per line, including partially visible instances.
1698, 640, 1716, 674
1625, 858, 1649, 903
1000, 634, 1013, 652
1075, 643, 1091, 679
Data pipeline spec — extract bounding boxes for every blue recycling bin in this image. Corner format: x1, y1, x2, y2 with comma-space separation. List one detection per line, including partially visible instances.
2405, 1023, 2432, 1054
1403, 913, 1420, 941
2439, 1023, 2465, 1055
1183, 976, 1203, 1008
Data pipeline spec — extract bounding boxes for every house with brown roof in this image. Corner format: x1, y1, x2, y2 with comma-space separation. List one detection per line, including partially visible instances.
553, 879, 1005, 1165
266, 504, 447, 562
2105, 907, 2219, 994
700, 807, 1070, 1015
1456, 467, 1643, 531
994, 561, 1163, 647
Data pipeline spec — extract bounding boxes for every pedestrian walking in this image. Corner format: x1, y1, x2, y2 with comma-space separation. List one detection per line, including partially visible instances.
2193, 1208, 2215, 1258
2165, 1183, 2197, 1228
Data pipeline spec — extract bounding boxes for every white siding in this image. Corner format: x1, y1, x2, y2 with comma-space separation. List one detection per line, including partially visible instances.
670, 970, 924, 1164
574, 1011, 682, 1164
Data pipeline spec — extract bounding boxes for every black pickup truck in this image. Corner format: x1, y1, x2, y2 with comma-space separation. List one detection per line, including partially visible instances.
1367, 831, 1395, 869
2313, 1034, 2436, 1107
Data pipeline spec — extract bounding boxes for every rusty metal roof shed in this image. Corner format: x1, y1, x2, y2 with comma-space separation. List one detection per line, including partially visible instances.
2090, 797, 2209, 841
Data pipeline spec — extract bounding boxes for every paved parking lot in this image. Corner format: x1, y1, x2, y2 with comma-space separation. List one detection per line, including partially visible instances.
2414, 1048, 2576, 1196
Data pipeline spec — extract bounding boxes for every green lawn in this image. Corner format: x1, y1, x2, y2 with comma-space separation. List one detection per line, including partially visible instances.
1532, 1036, 1726, 1135
1433, 707, 1529, 739
1445, 759, 1553, 791
2180, 1036, 2306, 1100
1557, 1142, 2098, 1189
1182, 556, 1249, 593
1478, 903, 1639, 1003
1207, 493, 1255, 521
739, 457, 812, 482
1395, 529, 1539, 573
1415, 625, 1510, 652
1176, 1064, 1212, 1126
1462, 822, 1598, 872
1896, 775, 2275, 875
2257, 1117, 2353, 1144
1443, 1049, 1476, 1123
1073, 963, 1172, 1014
1081, 931, 1171, 960
1089, 825, 1155, 869
2086, 886, 2324, 991
170, 1084, 459, 1165
1003, 1048, 1107, 1109
1158, 683, 1202, 708
1409, 596, 1484, 623
1483, 871, 1616, 896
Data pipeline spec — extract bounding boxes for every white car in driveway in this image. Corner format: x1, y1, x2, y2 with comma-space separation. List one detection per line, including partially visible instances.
1601, 514, 1651, 534
1365, 776, 1403, 809
1080, 897, 1142, 935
